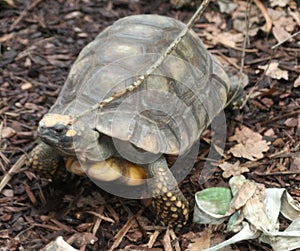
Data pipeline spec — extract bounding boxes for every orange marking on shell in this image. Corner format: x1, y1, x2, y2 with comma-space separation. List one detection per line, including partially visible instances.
66, 129, 76, 137
41, 114, 73, 127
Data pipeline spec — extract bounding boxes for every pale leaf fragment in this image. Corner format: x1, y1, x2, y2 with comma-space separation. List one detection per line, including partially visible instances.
217, 0, 237, 14
272, 26, 292, 44
268, 8, 283, 21
186, 229, 212, 251
229, 140, 269, 160
294, 75, 300, 88
274, 16, 297, 33
233, 19, 260, 37
229, 126, 262, 143
1, 127, 16, 139
228, 179, 257, 212
228, 126, 270, 160
44, 236, 78, 251
242, 184, 273, 232
258, 62, 289, 80
21, 82, 32, 90
198, 176, 300, 251
219, 161, 249, 178
232, 2, 262, 36
288, 7, 300, 25
264, 128, 275, 137
202, 31, 244, 48
270, 0, 289, 7
213, 32, 244, 48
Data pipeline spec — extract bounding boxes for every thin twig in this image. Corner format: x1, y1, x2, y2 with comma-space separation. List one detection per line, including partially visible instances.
147, 230, 160, 248
240, 0, 251, 75
9, 0, 43, 31
0, 154, 26, 193
238, 0, 251, 108
272, 31, 300, 50
71, 0, 211, 124
108, 209, 143, 251
86, 210, 115, 223
253, 0, 272, 33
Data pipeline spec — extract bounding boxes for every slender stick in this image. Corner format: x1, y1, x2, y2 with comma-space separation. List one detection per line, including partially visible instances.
271, 30, 300, 49
71, 0, 211, 123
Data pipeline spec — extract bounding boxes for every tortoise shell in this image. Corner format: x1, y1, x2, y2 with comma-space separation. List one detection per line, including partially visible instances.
50, 15, 234, 157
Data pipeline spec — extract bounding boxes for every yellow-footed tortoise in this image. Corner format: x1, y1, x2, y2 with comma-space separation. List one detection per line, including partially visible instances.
29, 15, 245, 228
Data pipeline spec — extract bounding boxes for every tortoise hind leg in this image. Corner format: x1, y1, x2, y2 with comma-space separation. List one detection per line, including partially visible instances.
147, 156, 189, 228
28, 142, 66, 178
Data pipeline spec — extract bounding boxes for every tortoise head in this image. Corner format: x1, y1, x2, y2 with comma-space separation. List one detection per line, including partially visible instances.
38, 113, 114, 161
37, 114, 82, 156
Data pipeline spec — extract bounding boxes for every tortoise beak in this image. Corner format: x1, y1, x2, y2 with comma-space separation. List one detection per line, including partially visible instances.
37, 121, 59, 145
37, 120, 72, 148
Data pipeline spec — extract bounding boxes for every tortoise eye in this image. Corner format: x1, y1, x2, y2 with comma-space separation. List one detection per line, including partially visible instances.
52, 124, 67, 134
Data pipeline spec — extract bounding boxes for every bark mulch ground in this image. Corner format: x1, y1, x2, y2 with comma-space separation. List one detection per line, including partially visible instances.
0, 0, 299, 250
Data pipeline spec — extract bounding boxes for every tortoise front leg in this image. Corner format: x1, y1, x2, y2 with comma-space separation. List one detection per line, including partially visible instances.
147, 156, 189, 228
28, 142, 65, 178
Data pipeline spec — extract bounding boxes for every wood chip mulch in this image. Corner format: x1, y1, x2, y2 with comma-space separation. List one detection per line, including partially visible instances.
0, 0, 299, 250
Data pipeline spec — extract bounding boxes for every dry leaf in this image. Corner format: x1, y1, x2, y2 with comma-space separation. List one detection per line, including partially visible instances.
272, 26, 291, 44
219, 161, 249, 178
233, 19, 260, 37
274, 16, 297, 33
229, 126, 261, 143
288, 7, 300, 25
228, 139, 269, 160
232, 2, 263, 36
228, 126, 270, 160
270, 0, 289, 7
204, 11, 223, 26
271, 15, 296, 44
228, 179, 257, 212
217, 0, 237, 14
258, 62, 289, 80
242, 184, 273, 232
213, 32, 244, 48
186, 230, 212, 251
268, 8, 283, 21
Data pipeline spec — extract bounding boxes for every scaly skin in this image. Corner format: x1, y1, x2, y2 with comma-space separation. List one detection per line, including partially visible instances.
29, 142, 189, 227
147, 156, 189, 228
29, 142, 66, 178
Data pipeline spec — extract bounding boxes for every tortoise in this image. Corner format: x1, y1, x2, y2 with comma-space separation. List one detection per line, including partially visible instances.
29, 14, 245, 228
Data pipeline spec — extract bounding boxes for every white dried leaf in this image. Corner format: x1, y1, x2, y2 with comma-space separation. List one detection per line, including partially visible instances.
259, 62, 289, 80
